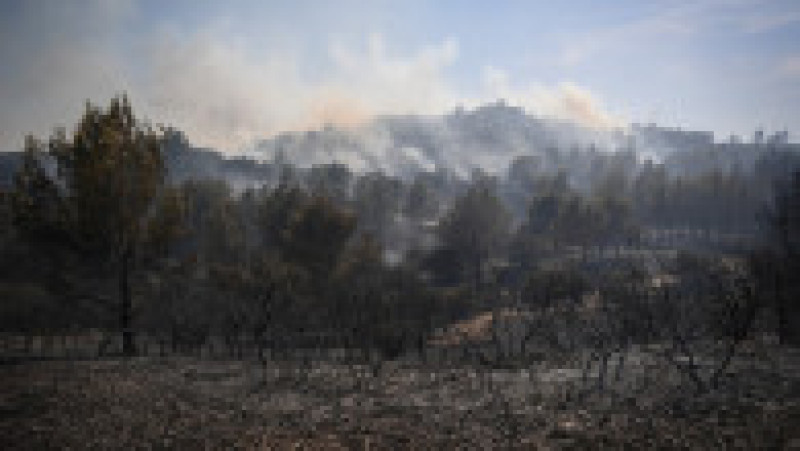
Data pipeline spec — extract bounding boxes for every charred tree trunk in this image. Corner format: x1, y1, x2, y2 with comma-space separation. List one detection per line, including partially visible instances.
120, 249, 136, 356
614, 346, 627, 382
597, 350, 610, 391
171, 323, 179, 354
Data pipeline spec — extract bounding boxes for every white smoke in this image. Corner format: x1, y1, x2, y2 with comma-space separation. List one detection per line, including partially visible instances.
0, 1, 616, 155
478, 67, 625, 130
0, 2, 625, 156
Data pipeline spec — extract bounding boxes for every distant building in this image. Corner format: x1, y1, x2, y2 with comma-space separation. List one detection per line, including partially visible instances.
631, 123, 714, 151
768, 130, 789, 146
754, 129, 764, 145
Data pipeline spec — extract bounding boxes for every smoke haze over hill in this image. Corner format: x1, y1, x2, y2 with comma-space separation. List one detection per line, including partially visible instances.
4, 1, 799, 155
0, 2, 625, 154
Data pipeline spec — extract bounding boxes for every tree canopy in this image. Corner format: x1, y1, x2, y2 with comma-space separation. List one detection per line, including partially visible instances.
11, 95, 176, 355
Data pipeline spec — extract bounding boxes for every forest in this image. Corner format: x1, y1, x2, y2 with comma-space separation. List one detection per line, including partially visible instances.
2, 96, 800, 448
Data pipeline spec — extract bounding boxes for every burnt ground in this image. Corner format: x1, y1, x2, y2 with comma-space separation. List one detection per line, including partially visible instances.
1, 345, 799, 449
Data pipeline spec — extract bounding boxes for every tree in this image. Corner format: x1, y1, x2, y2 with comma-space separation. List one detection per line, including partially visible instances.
352, 171, 404, 240
179, 179, 246, 267
432, 179, 511, 288
404, 177, 439, 221
256, 183, 307, 252
653, 253, 758, 393
632, 159, 668, 226
306, 163, 352, 205
552, 193, 599, 253
513, 189, 597, 263
592, 195, 639, 252
279, 195, 357, 282
11, 96, 175, 355
755, 170, 800, 344
331, 234, 447, 366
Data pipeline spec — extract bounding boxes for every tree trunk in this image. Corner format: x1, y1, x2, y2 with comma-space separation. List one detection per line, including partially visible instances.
120, 250, 136, 356
775, 270, 788, 346
598, 351, 609, 391
614, 347, 626, 382
254, 334, 261, 361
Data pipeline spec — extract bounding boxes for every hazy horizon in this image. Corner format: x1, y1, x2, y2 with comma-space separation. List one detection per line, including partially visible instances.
2, 0, 799, 154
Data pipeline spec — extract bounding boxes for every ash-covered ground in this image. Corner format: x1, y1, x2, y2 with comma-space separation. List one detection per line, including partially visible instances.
2, 342, 798, 449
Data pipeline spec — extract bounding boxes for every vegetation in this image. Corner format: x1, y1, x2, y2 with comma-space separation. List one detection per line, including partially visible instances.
2, 96, 800, 447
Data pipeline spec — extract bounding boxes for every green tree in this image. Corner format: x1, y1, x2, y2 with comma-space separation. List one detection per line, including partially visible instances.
11, 96, 175, 355
280, 195, 357, 281
514, 190, 596, 259
179, 179, 246, 267
331, 235, 446, 365
433, 179, 511, 287
256, 183, 307, 251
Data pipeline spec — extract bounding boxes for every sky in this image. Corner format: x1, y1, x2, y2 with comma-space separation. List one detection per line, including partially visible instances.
1, 0, 799, 152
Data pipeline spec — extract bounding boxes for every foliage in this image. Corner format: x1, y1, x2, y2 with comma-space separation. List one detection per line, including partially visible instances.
10, 96, 176, 355
751, 170, 800, 344
430, 179, 511, 286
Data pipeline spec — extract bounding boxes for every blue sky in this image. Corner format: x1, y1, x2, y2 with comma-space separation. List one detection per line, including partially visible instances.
1, 0, 799, 152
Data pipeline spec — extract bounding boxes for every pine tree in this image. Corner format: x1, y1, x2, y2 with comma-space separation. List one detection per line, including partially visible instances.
11, 95, 176, 355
